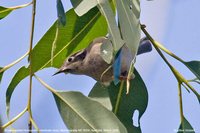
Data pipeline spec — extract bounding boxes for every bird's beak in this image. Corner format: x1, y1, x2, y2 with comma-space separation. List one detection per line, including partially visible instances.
52, 70, 63, 76
53, 67, 71, 76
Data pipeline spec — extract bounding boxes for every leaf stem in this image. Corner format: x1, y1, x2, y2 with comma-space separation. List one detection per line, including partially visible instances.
9, 2, 33, 10
178, 83, 184, 126
153, 40, 184, 63
188, 78, 200, 84
0, 2, 32, 15
182, 83, 190, 93
0, 51, 29, 73
27, 0, 36, 132
2, 107, 27, 129
141, 26, 178, 80
34, 74, 57, 94
140, 25, 184, 63
114, 81, 124, 114
30, 117, 40, 133
51, 25, 59, 66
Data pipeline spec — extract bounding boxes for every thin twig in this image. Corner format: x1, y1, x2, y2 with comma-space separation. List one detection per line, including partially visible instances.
100, 65, 112, 82
0, 51, 29, 73
51, 25, 59, 66
178, 83, 184, 126
188, 78, 200, 84
2, 107, 27, 129
27, 0, 36, 132
141, 26, 178, 79
141, 25, 200, 97
30, 117, 41, 133
114, 81, 124, 114
182, 83, 190, 93
9, 2, 33, 10
153, 40, 184, 63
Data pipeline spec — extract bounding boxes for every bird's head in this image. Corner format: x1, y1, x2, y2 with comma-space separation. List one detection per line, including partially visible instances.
53, 49, 87, 75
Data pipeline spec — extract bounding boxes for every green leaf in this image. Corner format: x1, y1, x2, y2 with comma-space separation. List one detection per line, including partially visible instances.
184, 61, 200, 80
0, 6, 13, 20
70, 0, 97, 16
0, 67, 3, 84
0, 3, 31, 20
108, 69, 148, 133
6, 66, 29, 116
53, 91, 127, 132
177, 117, 194, 133
31, 7, 107, 70
88, 82, 112, 110
88, 69, 148, 133
97, 0, 124, 53
57, 0, 66, 26
100, 39, 113, 64
6, 7, 107, 117
116, 0, 141, 56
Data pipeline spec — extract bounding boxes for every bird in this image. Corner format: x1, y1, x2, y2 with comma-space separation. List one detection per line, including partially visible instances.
54, 37, 152, 85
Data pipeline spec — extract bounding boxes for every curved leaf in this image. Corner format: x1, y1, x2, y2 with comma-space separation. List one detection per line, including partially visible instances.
177, 117, 194, 133
70, 0, 97, 16
0, 3, 31, 20
108, 69, 148, 133
6, 66, 29, 116
184, 61, 200, 80
97, 0, 124, 53
6, 7, 107, 114
54, 91, 127, 133
57, 0, 66, 26
100, 39, 113, 64
88, 82, 112, 110
116, 0, 141, 56
0, 6, 12, 20
88, 69, 148, 133
0, 67, 3, 84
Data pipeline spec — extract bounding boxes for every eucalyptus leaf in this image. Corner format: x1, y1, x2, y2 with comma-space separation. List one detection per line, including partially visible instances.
57, 0, 66, 26
100, 39, 113, 64
88, 82, 112, 110
70, 0, 97, 16
108, 69, 148, 133
89, 69, 148, 133
0, 67, 3, 84
184, 61, 200, 80
97, 0, 124, 53
6, 66, 29, 116
0, 3, 31, 20
5, 7, 107, 117
177, 117, 194, 133
0, 6, 12, 20
116, 0, 141, 56
54, 91, 127, 133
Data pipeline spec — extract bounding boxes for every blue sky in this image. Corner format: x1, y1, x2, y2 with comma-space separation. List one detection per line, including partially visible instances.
0, 0, 200, 132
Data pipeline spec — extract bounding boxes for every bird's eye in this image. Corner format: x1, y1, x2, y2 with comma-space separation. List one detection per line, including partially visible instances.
68, 57, 73, 62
